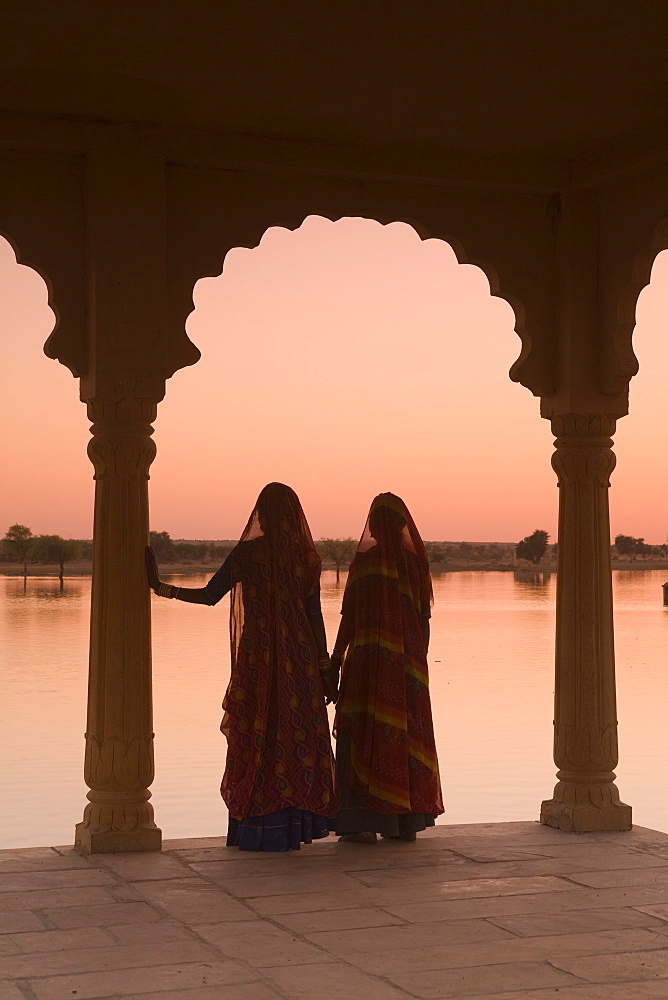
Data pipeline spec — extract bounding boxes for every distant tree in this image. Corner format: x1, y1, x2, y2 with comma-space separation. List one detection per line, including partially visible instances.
2, 524, 33, 578
456, 542, 474, 561
150, 530, 177, 562
318, 538, 357, 582
614, 534, 643, 561
516, 529, 549, 565
29, 535, 82, 584
173, 541, 208, 562
209, 543, 234, 564
78, 540, 93, 561
424, 542, 446, 564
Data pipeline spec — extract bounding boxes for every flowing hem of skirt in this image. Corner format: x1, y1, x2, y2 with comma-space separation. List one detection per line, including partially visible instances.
334, 806, 435, 837
227, 806, 332, 852
335, 731, 438, 836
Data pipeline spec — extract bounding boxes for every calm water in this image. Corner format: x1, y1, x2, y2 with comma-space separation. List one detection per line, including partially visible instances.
1, 569, 667, 848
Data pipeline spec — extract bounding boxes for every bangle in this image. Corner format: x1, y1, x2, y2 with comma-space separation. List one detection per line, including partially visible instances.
157, 582, 177, 599
318, 656, 331, 671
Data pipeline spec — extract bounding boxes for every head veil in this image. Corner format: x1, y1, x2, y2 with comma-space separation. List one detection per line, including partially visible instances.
221, 483, 336, 819
229, 483, 321, 663
335, 493, 442, 817
348, 492, 433, 610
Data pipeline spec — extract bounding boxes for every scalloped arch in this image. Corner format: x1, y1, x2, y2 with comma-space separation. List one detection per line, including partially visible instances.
182, 211, 531, 393
610, 215, 668, 395
0, 229, 64, 366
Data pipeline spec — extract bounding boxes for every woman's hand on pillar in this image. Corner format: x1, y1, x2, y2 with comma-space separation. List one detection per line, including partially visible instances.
145, 546, 161, 593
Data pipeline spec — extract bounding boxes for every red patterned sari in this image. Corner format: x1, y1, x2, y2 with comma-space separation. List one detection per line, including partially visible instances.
220, 483, 337, 823
335, 494, 443, 823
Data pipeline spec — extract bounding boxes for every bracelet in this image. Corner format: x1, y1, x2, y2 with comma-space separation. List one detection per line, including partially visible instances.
157, 582, 177, 599
318, 656, 332, 672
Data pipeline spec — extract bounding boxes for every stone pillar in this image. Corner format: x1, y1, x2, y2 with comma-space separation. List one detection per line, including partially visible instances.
74, 388, 162, 854
541, 413, 631, 833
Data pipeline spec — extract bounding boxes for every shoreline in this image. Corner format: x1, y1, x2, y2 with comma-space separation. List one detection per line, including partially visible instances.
3, 560, 668, 578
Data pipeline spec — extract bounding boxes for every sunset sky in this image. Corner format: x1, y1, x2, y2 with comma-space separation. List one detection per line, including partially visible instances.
1, 215, 667, 543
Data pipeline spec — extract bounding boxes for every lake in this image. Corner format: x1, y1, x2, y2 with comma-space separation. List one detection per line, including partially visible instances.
1, 568, 667, 848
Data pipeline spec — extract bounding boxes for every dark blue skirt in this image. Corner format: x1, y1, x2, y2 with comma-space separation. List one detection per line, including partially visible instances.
227, 807, 332, 852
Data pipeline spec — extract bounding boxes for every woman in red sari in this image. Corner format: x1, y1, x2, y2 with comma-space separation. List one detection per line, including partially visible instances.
146, 483, 337, 851
328, 493, 443, 843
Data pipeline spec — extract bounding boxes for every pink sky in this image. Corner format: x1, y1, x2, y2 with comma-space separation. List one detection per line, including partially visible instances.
1, 215, 666, 543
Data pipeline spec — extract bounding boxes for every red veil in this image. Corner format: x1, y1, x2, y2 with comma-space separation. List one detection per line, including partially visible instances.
335, 493, 443, 816
220, 483, 336, 819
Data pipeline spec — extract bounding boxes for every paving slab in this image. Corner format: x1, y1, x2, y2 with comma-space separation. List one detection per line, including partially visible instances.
271, 906, 405, 933
0, 855, 95, 873
7, 927, 114, 952
0, 911, 45, 933
0, 939, 218, 979
384, 884, 668, 922
41, 901, 164, 928
0, 870, 116, 892
96, 853, 193, 881
388, 960, 582, 997
342, 927, 666, 976
0, 983, 26, 1000
552, 945, 668, 983
247, 874, 581, 917
488, 906, 666, 936
0, 887, 118, 911
194, 919, 335, 966
106, 919, 196, 944
130, 878, 257, 923
262, 960, 410, 999
463, 984, 668, 1000
120, 987, 282, 1000
305, 917, 515, 955
565, 867, 668, 888
27, 960, 257, 1000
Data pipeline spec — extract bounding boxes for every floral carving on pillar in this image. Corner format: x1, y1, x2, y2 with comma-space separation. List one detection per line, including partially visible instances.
541, 413, 631, 832
75, 385, 162, 854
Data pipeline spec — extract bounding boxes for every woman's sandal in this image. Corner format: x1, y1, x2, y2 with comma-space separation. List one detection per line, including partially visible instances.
338, 832, 377, 844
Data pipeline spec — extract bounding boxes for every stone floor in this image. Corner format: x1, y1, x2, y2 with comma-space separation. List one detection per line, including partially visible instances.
6, 823, 668, 999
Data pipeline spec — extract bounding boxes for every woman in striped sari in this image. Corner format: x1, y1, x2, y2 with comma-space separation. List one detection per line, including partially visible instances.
327, 493, 443, 843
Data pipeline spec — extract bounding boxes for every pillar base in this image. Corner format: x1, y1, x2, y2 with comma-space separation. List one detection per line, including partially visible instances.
541, 786, 632, 833
74, 822, 162, 855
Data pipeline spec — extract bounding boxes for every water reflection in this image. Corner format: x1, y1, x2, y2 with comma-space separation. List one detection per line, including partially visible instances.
1, 569, 667, 847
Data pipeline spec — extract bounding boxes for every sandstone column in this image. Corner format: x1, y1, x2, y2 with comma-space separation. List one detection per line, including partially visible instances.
72, 136, 171, 854
74, 387, 161, 854
540, 413, 631, 832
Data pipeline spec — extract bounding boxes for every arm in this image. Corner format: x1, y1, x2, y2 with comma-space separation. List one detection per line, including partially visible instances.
145, 546, 230, 606
306, 590, 329, 660
321, 615, 355, 706
330, 613, 355, 676
305, 587, 338, 704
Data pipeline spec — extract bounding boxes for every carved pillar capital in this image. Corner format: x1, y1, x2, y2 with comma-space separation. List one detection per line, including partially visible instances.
541, 412, 631, 833
550, 414, 616, 488
75, 385, 162, 854
86, 396, 157, 482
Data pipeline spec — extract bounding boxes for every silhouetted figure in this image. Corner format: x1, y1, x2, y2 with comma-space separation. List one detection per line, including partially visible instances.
146, 483, 337, 851
329, 493, 443, 844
